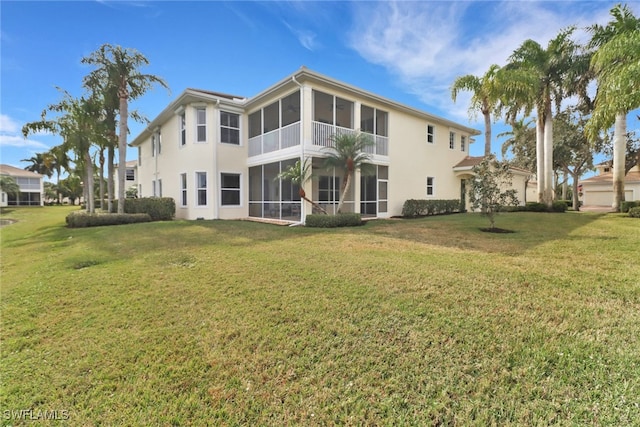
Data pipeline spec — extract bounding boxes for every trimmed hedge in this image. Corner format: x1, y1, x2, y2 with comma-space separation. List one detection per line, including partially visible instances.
112, 197, 176, 221
629, 207, 640, 218
522, 201, 566, 212
66, 211, 152, 228
305, 213, 363, 228
621, 201, 640, 213
402, 199, 462, 218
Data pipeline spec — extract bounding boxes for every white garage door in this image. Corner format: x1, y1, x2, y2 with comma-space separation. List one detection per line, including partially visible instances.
585, 190, 611, 206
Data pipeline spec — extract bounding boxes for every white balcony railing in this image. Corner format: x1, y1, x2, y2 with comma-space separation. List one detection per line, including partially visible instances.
312, 121, 388, 156
248, 122, 301, 157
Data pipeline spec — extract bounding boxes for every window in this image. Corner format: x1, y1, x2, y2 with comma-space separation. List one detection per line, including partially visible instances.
196, 108, 206, 142
319, 176, 340, 203
427, 125, 435, 144
151, 135, 156, 157
152, 180, 157, 197
427, 177, 435, 196
126, 168, 135, 181
461, 135, 466, 152
157, 131, 162, 154
180, 112, 186, 146
138, 147, 141, 165
220, 111, 240, 145
196, 172, 207, 205
449, 132, 455, 150
180, 173, 187, 206
221, 173, 241, 206
158, 179, 162, 197
361, 105, 388, 136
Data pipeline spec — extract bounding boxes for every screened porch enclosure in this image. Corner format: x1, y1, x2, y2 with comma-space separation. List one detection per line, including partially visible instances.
249, 159, 302, 221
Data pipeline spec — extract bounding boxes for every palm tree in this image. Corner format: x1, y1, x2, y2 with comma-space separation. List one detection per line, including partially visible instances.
21, 152, 54, 178
323, 132, 374, 213
451, 64, 503, 156
0, 175, 20, 198
23, 91, 106, 213
499, 118, 537, 173
47, 144, 71, 204
586, 4, 640, 211
502, 28, 582, 207
82, 44, 169, 214
276, 158, 327, 215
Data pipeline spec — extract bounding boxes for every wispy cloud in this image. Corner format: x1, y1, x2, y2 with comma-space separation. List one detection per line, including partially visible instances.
347, 1, 625, 122
283, 21, 320, 51
0, 114, 50, 150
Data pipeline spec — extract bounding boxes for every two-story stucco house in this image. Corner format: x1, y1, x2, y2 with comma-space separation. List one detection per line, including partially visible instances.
130, 67, 487, 222
0, 164, 44, 207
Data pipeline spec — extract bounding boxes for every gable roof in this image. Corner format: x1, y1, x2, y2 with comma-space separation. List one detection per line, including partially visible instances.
130, 67, 480, 147
580, 170, 640, 184
0, 164, 42, 178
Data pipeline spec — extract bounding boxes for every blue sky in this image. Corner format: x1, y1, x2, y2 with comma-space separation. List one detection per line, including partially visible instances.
1, 0, 639, 176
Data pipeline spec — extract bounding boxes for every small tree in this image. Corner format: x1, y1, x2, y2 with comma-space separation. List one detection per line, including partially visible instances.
276, 158, 327, 215
468, 155, 519, 230
0, 176, 20, 199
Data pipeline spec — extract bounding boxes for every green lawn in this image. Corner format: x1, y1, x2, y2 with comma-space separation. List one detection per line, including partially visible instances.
1, 207, 639, 426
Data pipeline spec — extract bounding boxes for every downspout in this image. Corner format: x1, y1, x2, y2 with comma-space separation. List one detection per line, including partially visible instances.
154, 126, 159, 197
292, 75, 305, 226
214, 98, 220, 219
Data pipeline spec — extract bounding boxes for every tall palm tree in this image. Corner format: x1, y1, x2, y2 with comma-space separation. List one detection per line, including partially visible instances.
46, 144, 71, 204
276, 158, 327, 215
82, 44, 169, 213
323, 132, 374, 214
586, 4, 640, 211
499, 117, 537, 173
21, 152, 54, 178
501, 28, 581, 207
23, 91, 106, 213
451, 64, 503, 156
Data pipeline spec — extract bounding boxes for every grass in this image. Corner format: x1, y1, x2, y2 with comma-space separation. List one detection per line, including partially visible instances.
1, 206, 639, 425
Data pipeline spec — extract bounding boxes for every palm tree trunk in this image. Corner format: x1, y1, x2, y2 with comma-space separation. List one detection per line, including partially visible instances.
612, 112, 626, 212
543, 109, 554, 207
108, 145, 115, 213
117, 80, 128, 214
337, 172, 352, 214
99, 148, 105, 210
483, 110, 492, 156
536, 116, 545, 203
84, 150, 95, 214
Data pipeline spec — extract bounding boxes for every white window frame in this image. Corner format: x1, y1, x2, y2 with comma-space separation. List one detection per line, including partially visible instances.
151, 135, 156, 157
220, 172, 241, 207
196, 171, 207, 206
180, 112, 186, 147
220, 111, 241, 145
427, 124, 435, 144
426, 176, 435, 197
180, 173, 187, 207
449, 131, 455, 150
196, 107, 207, 143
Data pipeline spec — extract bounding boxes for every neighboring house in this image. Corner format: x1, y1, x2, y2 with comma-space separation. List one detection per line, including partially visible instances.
452, 156, 531, 209
115, 160, 139, 198
131, 67, 488, 221
579, 161, 640, 206
0, 164, 44, 207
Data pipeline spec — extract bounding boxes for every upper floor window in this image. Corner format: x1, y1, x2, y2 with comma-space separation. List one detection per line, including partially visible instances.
137, 147, 141, 166
460, 135, 466, 152
220, 111, 240, 145
449, 132, 455, 150
427, 124, 435, 144
180, 112, 186, 146
151, 135, 156, 157
361, 105, 388, 137
248, 90, 301, 139
126, 168, 135, 181
313, 90, 354, 129
196, 108, 206, 142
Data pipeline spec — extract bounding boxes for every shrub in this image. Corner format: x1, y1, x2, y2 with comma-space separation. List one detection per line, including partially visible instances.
525, 202, 548, 212
621, 201, 640, 213
402, 199, 462, 217
66, 211, 152, 228
305, 213, 363, 228
629, 207, 640, 218
551, 201, 568, 212
112, 197, 175, 221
